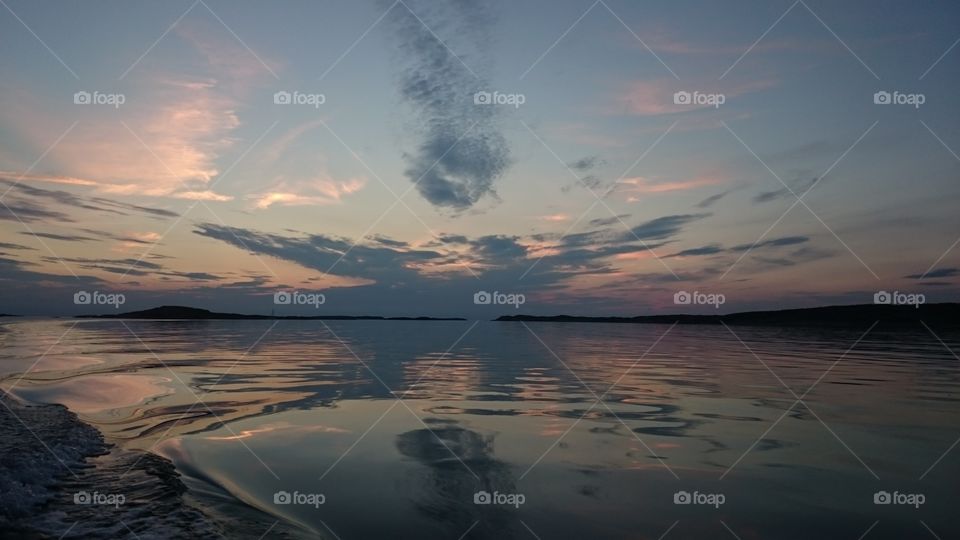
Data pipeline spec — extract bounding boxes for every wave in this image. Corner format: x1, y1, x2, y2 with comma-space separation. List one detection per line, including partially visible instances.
0, 395, 302, 539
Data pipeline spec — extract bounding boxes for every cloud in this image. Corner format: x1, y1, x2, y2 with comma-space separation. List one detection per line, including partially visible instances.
696, 191, 730, 208
0, 16, 271, 203
905, 267, 958, 280
1, 178, 179, 219
75, 229, 164, 247
88, 198, 179, 218
667, 236, 811, 258
250, 178, 365, 209
468, 235, 528, 265
537, 214, 570, 222
0, 199, 73, 223
614, 175, 721, 202
729, 236, 810, 252
622, 213, 710, 241
569, 156, 605, 172
192, 223, 446, 283
40, 256, 163, 276
383, 0, 511, 210
29, 77, 242, 201
0, 242, 34, 251
190, 216, 683, 302
589, 214, 631, 227
666, 244, 725, 258
753, 177, 819, 204
21, 231, 98, 242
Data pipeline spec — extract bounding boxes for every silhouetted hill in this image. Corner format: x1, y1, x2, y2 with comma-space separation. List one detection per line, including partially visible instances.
496, 303, 960, 327
77, 305, 465, 321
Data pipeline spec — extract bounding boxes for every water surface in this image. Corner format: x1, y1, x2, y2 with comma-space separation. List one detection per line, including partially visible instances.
1, 319, 957, 539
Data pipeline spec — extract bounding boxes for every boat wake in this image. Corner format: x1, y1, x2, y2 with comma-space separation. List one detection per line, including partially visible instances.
0, 395, 300, 539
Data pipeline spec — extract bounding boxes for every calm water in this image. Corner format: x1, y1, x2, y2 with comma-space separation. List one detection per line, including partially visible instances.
1, 319, 958, 539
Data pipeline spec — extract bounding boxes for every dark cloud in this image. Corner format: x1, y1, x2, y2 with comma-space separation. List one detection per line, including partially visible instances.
569, 156, 605, 172
696, 191, 729, 208
77, 229, 162, 245
1, 180, 120, 215
42, 256, 163, 271
193, 223, 446, 282
189, 218, 679, 311
561, 156, 607, 193
589, 214, 630, 227
469, 235, 527, 262
0, 179, 178, 219
905, 267, 958, 280
752, 246, 834, 267
368, 235, 410, 248
0, 242, 35, 251
435, 233, 469, 244
560, 228, 618, 248
730, 235, 809, 252
666, 236, 812, 259
39, 256, 163, 279
0, 199, 74, 222
752, 256, 796, 266
88, 197, 179, 218
623, 213, 710, 241
38, 255, 224, 281
753, 177, 819, 204
666, 244, 725, 258
158, 271, 224, 281
384, 0, 510, 210
21, 231, 97, 242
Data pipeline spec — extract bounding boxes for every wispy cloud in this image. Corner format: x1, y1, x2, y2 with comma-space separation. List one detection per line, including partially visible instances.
614, 175, 721, 201
0, 17, 275, 203
251, 178, 365, 209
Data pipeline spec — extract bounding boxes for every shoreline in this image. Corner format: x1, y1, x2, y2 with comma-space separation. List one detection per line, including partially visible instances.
495, 302, 960, 327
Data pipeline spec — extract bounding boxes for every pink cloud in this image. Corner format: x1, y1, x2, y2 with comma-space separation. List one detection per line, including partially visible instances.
616, 175, 721, 194
537, 213, 570, 222
251, 177, 365, 209
0, 18, 276, 202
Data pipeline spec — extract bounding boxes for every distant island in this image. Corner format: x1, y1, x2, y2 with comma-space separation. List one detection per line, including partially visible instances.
496, 303, 960, 327
71, 303, 960, 327
77, 305, 465, 321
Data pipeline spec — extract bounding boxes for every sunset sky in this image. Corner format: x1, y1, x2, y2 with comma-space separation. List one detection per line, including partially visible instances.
1, 0, 959, 316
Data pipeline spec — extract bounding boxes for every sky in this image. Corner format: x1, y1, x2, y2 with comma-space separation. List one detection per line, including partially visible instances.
1, 0, 959, 317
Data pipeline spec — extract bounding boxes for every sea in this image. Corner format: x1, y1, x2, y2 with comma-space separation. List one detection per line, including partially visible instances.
1, 318, 957, 539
